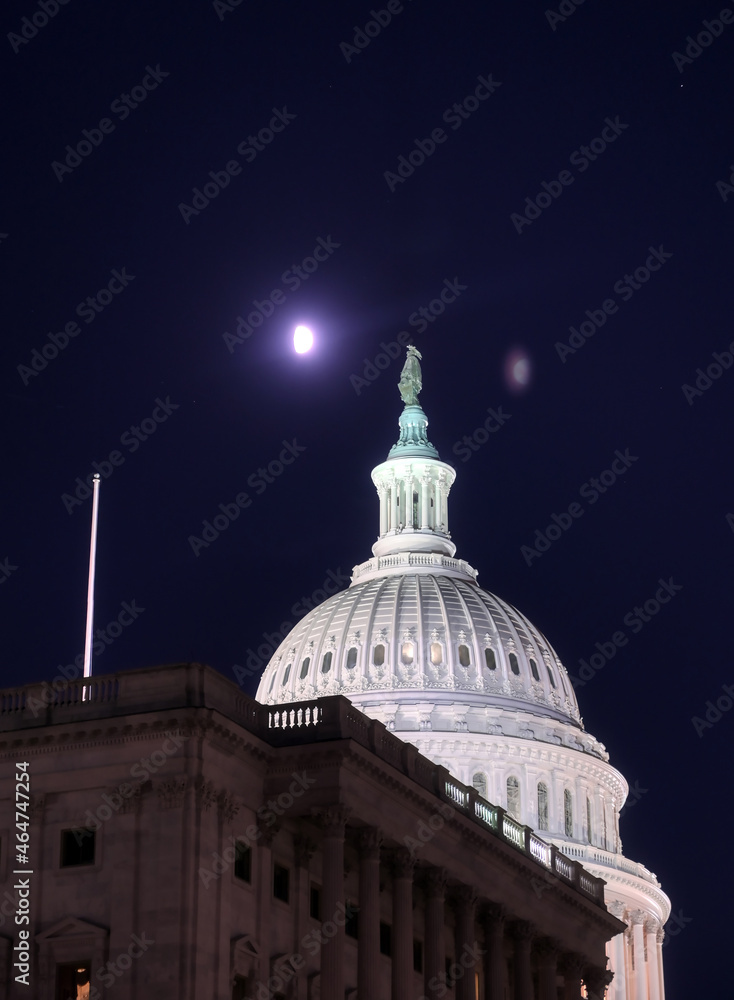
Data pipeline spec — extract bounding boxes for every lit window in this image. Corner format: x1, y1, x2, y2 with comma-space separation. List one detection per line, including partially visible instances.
484, 648, 496, 670
346, 647, 358, 669
273, 864, 290, 903
430, 642, 442, 664
299, 657, 310, 679
282, 664, 291, 685
537, 782, 549, 830
373, 644, 385, 666
506, 776, 520, 819
458, 644, 471, 667
472, 772, 488, 798
321, 652, 332, 674
547, 663, 556, 688
564, 789, 573, 837
529, 658, 540, 681
60, 829, 95, 867
401, 642, 414, 665
509, 653, 520, 675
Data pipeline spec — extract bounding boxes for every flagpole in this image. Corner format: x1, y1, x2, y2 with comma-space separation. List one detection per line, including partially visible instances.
83, 474, 101, 684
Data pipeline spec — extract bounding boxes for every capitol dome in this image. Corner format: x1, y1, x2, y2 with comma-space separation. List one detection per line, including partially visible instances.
255, 347, 670, 1000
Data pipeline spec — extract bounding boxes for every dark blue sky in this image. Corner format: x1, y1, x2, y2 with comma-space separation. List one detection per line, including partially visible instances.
3, 0, 733, 993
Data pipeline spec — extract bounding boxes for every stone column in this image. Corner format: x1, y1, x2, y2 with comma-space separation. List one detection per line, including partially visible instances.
536, 939, 559, 1000
584, 967, 612, 1000
656, 929, 665, 1000
406, 476, 415, 527
294, 834, 316, 1000
379, 485, 388, 536
424, 867, 447, 999
357, 827, 382, 1000
512, 921, 534, 1000
255, 818, 279, 991
421, 476, 431, 529
606, 902, 627, 1000
392, 849, 415, 999
645, 920, 661, 1000
561, 953, 585, 1000
481, 903, 506, 1000
452, 885, 478, 1000
630, 910, 647, 1000
314, 806, 350, 1000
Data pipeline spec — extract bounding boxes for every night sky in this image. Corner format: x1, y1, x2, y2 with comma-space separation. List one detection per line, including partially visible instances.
3, 0, 733, 993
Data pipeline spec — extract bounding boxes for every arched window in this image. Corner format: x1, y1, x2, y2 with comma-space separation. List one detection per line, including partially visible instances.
537, 782, 549, 830
484, 648, 496, 670
373, 644, 385, 666
506, 776, 520, 819
299, 656, 310, 679
401, 642, 414, 665
564, 789, 573, 837
509, 653, 520, 675
458, 644, 471, 667
472, 772, 488, 799
529, 658, 540, 681
586, 796, 592, 844
282, 664, 291, 685
346, 648, 358, 670
430, 642, 442, 664
321, 651, 332, 674
547, 663, 556, 688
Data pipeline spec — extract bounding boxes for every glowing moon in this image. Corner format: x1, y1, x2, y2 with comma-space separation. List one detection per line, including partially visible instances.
294, 325, 313, 353
504, 348, 532, 392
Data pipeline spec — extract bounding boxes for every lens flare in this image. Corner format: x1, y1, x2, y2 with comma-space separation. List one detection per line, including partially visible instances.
294, 325, 313, 353
504, 348, 531, 393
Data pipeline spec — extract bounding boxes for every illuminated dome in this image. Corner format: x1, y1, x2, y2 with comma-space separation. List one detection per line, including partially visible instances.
255, 347, 670, 998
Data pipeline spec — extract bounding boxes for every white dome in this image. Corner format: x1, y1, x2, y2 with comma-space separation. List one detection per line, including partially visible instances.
256, 571, 593, 745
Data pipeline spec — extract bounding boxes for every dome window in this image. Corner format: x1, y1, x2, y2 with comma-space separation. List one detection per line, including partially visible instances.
546, 663, 556, 688
564, 789, 573, 837
484, 648, 496, 671
268, 671, 276, 693
321, 651, 332, 674
401, 642, 414, 665
537, 782, 549, 830
506, 776, 520, 819
299, 657, 310, 679
529, 658, 540, 681
472, 772, 488, 799
373, 644, 385, 666
346, 647, 358, 670
509, 652, 520, 675
430, 642, 442, 665
458, 644, 471, 667
282, 664, 291, 685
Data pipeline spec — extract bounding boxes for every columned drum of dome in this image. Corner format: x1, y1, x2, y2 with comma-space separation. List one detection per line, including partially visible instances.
255, 349, 670, 1000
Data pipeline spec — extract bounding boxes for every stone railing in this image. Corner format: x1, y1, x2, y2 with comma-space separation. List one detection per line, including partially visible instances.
351, 551, 478, 582
561, 842, 661, 887
0, 665, 606, 906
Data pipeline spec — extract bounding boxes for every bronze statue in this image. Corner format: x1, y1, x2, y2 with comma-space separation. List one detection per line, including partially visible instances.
398, 346, 422, 406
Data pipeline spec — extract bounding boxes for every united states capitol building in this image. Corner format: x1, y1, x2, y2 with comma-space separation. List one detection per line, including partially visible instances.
0, 349, 668, 999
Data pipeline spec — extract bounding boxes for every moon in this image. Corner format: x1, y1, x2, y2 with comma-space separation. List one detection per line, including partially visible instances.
294, 325, 313, 353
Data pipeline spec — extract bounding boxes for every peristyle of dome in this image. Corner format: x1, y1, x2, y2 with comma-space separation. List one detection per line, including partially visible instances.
255, 347, 670, 999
